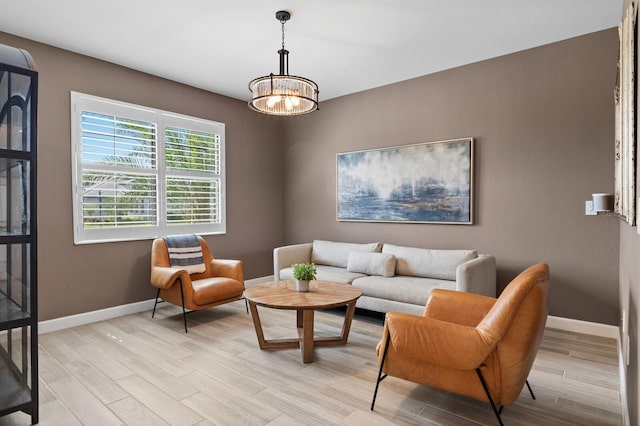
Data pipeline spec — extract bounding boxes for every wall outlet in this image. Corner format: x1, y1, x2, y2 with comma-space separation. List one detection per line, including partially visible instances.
585, 200, 596, 215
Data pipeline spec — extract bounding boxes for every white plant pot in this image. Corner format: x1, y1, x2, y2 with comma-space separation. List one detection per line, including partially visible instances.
295, 280, 310, 292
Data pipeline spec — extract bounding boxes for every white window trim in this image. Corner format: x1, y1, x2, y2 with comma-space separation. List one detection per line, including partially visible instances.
70, 91, 226, 244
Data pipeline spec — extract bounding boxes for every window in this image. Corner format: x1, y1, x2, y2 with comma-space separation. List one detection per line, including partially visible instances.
70, 92, 225, 244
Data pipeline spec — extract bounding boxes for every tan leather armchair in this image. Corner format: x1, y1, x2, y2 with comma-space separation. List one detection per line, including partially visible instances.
371, 263, 550, 425
150, 236, 245, 332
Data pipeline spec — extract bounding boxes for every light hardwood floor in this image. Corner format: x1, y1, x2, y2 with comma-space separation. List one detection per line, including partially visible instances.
1, 300, 623, 425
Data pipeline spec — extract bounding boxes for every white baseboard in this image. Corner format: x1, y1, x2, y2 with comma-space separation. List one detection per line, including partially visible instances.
545, 315, 618, 339
245, 275, 274, 287
546, 315, 628, 425
39, 299, 157, 334
40, 285, 617, 339
38, 275, 275, 334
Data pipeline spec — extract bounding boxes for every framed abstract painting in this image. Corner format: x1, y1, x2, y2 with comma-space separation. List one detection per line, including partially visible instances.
337, 137, 474, 224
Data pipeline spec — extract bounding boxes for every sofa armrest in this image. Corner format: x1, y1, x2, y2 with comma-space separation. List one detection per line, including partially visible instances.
456, 254, 496, 297
273, 243, 313, 280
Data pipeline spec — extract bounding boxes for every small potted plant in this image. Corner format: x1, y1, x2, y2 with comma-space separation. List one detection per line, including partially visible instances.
292, 262, 317, 292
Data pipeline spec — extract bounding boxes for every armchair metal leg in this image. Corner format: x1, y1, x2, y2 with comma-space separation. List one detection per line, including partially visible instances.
152, 288, 160, 318
151, 287, 188, 333
371, 330, 391, 411
179, 281, 188, 333
244, 296, 249, 314
476, 368, 504, 426
525, 380, 536, 400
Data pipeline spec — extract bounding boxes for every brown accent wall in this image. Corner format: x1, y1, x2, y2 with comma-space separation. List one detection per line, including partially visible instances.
283, 29, 620, 325
0, 32, 285, 321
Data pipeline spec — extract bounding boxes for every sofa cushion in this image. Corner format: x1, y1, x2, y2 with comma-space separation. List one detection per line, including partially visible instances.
347, 252, 396, 277
311, 240, 382, 268
352, 276, 455, 306
280, 265, 366, 284
382, 244, 477, 280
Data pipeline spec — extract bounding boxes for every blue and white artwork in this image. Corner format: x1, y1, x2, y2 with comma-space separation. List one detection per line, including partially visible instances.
337, 138, 473, 224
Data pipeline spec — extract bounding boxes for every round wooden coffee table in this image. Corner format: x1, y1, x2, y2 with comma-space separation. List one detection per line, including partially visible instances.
243, 280, 363, 363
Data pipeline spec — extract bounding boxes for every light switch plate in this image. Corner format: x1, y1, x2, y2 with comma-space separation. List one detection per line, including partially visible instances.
585, 200, 596, 215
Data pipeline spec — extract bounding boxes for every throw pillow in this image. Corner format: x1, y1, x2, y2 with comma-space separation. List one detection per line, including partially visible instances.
347, 251, 396, 277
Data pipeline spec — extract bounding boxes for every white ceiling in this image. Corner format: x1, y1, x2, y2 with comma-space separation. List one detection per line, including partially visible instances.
0, 1, 622, 103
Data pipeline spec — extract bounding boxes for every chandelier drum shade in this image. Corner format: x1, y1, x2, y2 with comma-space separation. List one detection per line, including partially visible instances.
248, 10, 319, 116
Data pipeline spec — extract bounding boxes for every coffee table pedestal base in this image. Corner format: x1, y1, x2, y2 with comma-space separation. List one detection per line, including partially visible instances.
248, 301, 357, 363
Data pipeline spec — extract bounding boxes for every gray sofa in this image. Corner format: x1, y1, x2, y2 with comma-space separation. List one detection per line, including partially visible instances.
274, 240, 496, 315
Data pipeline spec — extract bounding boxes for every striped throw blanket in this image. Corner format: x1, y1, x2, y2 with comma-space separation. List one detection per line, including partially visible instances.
164, 234, 206, 274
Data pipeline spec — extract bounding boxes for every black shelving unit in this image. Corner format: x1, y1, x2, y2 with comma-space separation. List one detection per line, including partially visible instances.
0, 43, 38, 424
